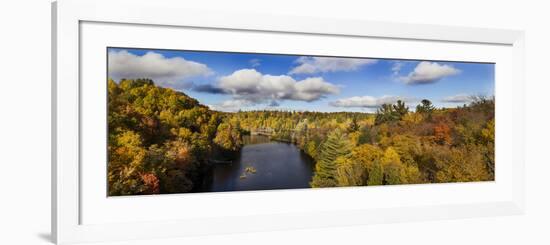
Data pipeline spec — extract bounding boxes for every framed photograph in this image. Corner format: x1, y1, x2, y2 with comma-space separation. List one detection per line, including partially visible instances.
52, 0, 525, 244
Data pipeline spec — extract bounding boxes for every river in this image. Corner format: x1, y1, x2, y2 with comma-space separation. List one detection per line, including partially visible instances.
199, 135, 316, 192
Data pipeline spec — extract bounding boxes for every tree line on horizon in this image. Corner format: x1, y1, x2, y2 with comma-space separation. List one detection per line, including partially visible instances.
107, 79, 495, 195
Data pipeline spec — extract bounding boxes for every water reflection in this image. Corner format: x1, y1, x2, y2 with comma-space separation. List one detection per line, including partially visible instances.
200, 135, 315, 192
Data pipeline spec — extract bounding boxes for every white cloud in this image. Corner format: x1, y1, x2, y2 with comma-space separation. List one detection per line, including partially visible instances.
218, 69, 266, 95
216, 69, 339, 104
329, 95, 412, 108
400, 61, 460, 84
289, 57, 377, 75
292, 77, 340, 101
441, 94, 474, 103
108, 50, 212, 89
207, 99, 252, 112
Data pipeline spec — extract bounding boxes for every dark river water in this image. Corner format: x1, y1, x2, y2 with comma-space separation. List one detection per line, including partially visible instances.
199, 135, 315, 192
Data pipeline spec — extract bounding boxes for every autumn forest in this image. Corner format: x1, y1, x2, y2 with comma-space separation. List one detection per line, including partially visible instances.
107, 78, 494, 196
107, 48, 494, 196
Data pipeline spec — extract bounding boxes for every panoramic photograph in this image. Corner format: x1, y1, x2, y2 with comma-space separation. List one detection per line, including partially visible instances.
107, 47, 495, 196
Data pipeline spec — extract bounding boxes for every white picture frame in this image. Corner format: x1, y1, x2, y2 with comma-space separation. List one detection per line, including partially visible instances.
52, 0, 525, 244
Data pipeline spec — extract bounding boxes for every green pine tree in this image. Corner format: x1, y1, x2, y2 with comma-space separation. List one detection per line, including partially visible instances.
416, 99, 435, 114
393, 100, 409, 119
348, 117, 359, 132
375, 104, 397, 125
310, 130, 351, 188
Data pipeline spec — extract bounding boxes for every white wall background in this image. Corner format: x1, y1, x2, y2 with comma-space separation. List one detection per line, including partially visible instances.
0, 0, 547, 244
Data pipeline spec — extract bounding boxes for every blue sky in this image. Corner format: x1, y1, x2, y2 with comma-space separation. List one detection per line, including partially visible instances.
108, 47, 494, 113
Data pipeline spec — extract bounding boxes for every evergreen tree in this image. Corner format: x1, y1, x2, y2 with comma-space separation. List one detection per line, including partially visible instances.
348, 117, 360, 132
311, 130, 351, 188
375, 101, 409, 125
357, 127, 370, 145
416, 99, 435, 114
375, 104, 397, 125
393, 100, 409, 118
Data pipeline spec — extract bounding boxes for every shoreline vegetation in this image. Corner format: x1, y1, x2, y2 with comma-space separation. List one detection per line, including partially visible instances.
108, 79, 495, 196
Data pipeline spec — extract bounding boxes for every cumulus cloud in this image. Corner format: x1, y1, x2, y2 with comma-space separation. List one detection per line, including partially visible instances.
198, 69, 339, 111
108, 50, 212, 89
400, 61, 460, 84
441, 94, 474, 103
215, 68, 339, 102
289, 57, 377, 75
329, 95, 412, 108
